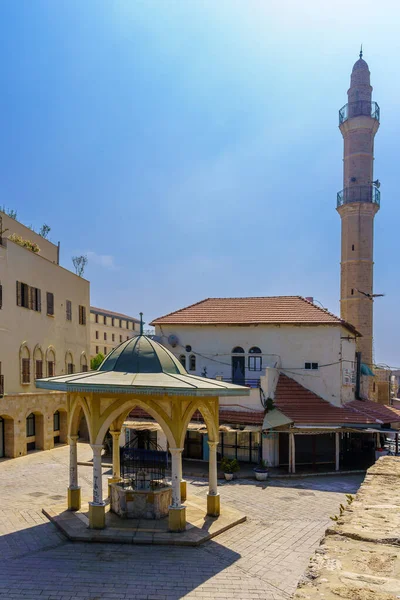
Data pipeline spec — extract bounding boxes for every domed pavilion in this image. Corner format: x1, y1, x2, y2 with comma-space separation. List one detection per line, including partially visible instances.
36, 333, 249, 531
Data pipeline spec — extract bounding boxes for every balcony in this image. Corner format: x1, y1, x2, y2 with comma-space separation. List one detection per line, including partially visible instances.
339, 101, 380, 125
337, 185, 380, 208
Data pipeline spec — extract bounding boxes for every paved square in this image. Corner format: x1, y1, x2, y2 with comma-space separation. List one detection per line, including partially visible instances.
0, 444, 363, 599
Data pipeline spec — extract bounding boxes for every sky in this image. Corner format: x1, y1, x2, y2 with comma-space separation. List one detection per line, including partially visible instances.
1, 0, 399, 366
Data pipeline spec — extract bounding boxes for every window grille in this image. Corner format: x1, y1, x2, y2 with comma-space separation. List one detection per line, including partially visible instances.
21, 358, 30, 383
248, 356, 262, 371
189, 354, 196, 371
66, 299, 72, 321
47, 361, 55, 377
67, 363, 74, 375
35, 360, 43, 380
53, 411, 60, 431
46, 292, 54, 316
26, 413, 35, 437
79, 305, 86, 325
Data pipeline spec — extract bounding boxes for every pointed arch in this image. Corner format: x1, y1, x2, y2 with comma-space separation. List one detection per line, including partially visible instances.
45, 345, 56, 377
68, 395, 92, 443
19, 342, 31, 384
80, 351, 88, 372
65, 350, 74, 375
179, 398, 219, 447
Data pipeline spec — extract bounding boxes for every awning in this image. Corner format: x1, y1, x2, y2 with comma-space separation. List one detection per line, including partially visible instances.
361, 363, 375, 376
262, 409, 293, 430
124, 419, 260, 434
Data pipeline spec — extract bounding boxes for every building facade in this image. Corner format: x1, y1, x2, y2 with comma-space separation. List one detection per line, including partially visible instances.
337, 51, 380, 368
0, 211, 90, 457
90, 307, 139, 358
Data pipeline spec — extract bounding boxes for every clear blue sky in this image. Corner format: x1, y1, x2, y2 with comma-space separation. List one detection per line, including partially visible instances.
1, 1, 399, 366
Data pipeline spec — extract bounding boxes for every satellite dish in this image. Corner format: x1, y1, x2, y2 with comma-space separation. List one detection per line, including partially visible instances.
168, 334, 179, 348
151, 335, 161, 343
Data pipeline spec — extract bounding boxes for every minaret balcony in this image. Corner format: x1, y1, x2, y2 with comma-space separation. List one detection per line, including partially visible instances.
339, 101, 380, 125
337, 185, 380, 208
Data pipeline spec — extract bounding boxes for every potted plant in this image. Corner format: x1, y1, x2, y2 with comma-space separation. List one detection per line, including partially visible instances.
254, 459, 269, 481
221, 457, 240, 481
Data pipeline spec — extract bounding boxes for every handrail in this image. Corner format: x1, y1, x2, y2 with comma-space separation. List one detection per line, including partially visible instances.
339, 101, 380, 125
337, 185, 380, 208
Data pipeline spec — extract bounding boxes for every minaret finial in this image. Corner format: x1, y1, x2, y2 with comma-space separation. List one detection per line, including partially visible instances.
359, 44, 363, 59
139, 312, 144, 335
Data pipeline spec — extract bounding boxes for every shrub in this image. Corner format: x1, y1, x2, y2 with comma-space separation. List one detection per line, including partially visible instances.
221, 457, 240, 474
9, 233, 40, 253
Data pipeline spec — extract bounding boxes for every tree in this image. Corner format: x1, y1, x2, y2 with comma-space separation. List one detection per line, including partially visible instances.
1, 206, 17, 220
90, 353, 105, 370
72, 255, 88, 277
39, 224, 51, 239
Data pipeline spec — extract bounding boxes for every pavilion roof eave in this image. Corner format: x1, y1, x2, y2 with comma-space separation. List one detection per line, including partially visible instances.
35, 370, 250, 397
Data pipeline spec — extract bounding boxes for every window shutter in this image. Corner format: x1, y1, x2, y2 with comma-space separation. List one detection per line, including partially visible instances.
37, 289, 41, 312
82, 306, 86, 325
47, 292, 54, 316
0, 283, 2, 309
16, 281, 22, 306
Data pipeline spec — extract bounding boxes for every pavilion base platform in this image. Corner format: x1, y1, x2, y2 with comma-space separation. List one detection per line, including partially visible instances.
42, 494, 246, 546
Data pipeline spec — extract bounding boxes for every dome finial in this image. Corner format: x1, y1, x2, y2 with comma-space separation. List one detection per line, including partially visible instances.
359, 44, 363, 59
139, 312, 144, 335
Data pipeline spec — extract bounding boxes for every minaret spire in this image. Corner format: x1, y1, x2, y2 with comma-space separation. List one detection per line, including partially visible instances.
359, 44, 363, 59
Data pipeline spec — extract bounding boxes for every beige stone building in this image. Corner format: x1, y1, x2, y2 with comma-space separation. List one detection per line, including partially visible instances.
90, 306, 139, 358
0, 210, 90, 458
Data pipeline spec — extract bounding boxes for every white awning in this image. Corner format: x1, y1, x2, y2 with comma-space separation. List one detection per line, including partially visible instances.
123, 419, 260, 434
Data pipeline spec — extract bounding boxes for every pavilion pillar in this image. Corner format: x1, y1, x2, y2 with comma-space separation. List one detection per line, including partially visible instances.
108, 429, 122, 496
335, 432, 340, 471
89, 444, 106, 529
168, 447, 186, 532
207, 441, 220, 516
396, 433, 399, 456
67, 435, 81, 510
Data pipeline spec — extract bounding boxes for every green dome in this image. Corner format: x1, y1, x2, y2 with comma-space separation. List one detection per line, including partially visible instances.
99, 335, 187, 375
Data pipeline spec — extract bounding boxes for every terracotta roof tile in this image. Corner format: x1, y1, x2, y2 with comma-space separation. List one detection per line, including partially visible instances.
150, 296, 359, 335
346, 398, 400, 423
274, 374, 381, 425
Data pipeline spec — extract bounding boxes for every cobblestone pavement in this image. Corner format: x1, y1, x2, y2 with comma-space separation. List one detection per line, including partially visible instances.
0, 444, 363, 600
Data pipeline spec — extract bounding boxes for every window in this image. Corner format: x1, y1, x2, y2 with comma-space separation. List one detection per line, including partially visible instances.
305, 362, 319, 370
126, 335, 129, 340
35, 360, 43, 380
82, 365, 88, 372
232, 346, 245, 354
66, 300, 72, 321
67, 363, 74, 374
111, 318, 115, 327
126, 321, 129, 329
96, 345, 99, 354
112, 333, 115, 342
95, 314, 99, 323
26, 413, 35, 437
119, 319, 122, 328
21, 358, 30, 383
47, 360, 55, 377
46, 292, 54, 316
189, 355, 196, 371
16, 282, 41, 311
104, 347, 107, 355
103, 315, 107, 325
352, 244, 355, 251
79, 305, 86, 325
80, 353, 88, 372
95, 331, 99, 339
120, 335, 122, 342
53, 411, 60, 431
104, 332, 107, 341
248, 347, 262, 371
351, 289, 354, 295
179, 355, 186, 369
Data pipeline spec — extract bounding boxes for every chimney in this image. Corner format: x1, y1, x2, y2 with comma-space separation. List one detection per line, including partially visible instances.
305, 297, 314, 303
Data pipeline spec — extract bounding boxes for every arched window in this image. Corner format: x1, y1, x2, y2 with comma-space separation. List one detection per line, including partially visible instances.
232, 346, 244, 354
65, 351, 74, 375
80, 352, 88, 372
179, 355, 186, 369
248, 346, 262, 371
26, 413, 35, 437
33, 345, 44, 380
53, 411, 60, 431
20, 344, 31, 384
189, 355, 196, 371
46, 347, 56, 377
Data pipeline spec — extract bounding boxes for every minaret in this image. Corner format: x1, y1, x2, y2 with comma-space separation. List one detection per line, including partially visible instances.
337, 50, 380, 368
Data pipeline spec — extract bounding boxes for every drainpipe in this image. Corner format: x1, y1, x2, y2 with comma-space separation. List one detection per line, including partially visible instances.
355, 351, 362, 400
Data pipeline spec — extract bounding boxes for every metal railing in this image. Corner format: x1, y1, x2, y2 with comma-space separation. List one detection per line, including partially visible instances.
337, 185, 380, 208
222, 378, 260, 389
339, 101, 380, 125
0, 375, 4, 397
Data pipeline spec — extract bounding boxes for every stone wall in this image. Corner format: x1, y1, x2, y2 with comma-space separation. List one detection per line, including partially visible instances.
295, 456, 400, 600
0, 391, 67, 457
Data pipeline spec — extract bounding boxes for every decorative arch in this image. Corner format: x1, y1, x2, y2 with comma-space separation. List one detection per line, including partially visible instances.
19, 341, 31, 360
232, 346, 244, 353
179, 399, 219, 447
68, 396, 92, 443
94, 398, 177, 448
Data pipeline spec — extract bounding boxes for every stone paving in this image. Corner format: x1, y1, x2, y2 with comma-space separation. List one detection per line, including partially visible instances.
0, 443, 363, 600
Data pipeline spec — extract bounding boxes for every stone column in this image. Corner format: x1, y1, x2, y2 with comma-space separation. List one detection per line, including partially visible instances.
168, 447, 186, 532
290, 433, 296, 474
207, 440, 220, 516
107, 430, 122, 497
67, 435, 81, 510
335, 432, 340, 471
89, 444, 106, 529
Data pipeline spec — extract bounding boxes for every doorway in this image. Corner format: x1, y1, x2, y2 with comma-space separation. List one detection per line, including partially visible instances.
232, 347, 245, 385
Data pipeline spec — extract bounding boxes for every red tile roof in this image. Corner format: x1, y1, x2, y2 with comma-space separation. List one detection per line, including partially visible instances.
150, 296, 360, 335
129, 407, 264, 425
274, 374, 382, 425
346, 398, 400, 423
